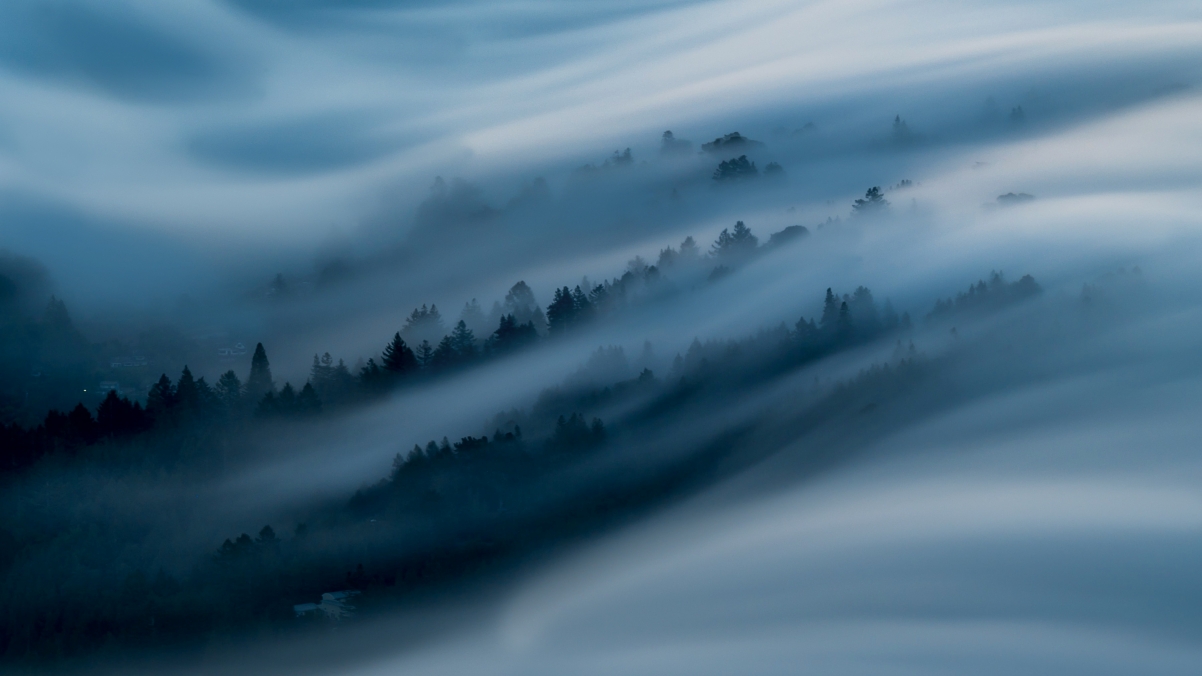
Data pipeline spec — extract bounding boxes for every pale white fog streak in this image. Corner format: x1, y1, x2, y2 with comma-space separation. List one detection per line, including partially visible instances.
318, 300, 1202, 676
167, 88, 1202, 674
3, 0, 1201, 308
217, 86, 1202, 537
5, 0, 1202, 673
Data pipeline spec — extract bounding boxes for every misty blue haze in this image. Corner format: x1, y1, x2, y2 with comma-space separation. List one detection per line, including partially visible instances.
1, 1, 1201, 674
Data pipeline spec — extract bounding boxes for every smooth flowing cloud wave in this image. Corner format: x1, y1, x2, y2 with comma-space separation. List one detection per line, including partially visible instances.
1, 0, 1198, 250
4, 1, 1202, 673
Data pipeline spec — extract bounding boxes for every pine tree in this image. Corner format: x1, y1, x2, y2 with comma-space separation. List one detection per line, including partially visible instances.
678, 236, 700, 261
277, 383, 297, 414
820, 288, 839, 330
449, 320, 476, 361
851, 187, 889, 215
490, 314, 516, 351
836, 301, 853, 341
297, 382, 322, 415
849, 286, 879, 336
381, 332, 418, 375
246, 343, 274, 401
358, 358, 385, 391
657, 246, 677, 268
588, 283, 609, 313
195, 376, 217, 412
66, 403, 98, 446
547, 286, 576, 334
215, 370, 242, 408
712, 155, 758, 181
255, 391, 278, 417
326, 359, 356, 404
97, 390, 142, 438
431, 336, 456, 370
571, 286, 593, 324
731, 221, 758, 248
146, 374, 175, 415
415, 340, 434, 369
711, 221, 758, 259
487, 314, 538, 355
310, 353, 334, 393
175, 366, 199, 411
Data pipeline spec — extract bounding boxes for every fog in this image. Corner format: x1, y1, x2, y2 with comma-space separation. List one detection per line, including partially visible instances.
2, 0, 1201, 674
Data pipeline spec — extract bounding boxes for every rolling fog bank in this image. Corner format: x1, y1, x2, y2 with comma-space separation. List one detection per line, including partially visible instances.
2, 0, 1201, 674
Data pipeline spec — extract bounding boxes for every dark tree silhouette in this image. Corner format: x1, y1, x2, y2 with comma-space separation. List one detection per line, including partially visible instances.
309, 353, 333, 391
570, 286, 593, 325
215, 370, 242, 409
701, 132, 762, 153
297, 383, 322, 415
852, 187, 889, 215
146, 374, 176, 416
836, 301, 853, 340
277, 383, 297, 412
103, 390, 150, 437
414, 340, 434, 369
448, 321, 477, 363
431, 336, 456, 370
547, 287, 576, 334
381, 333, 418, 376
175, 366, 200, 411
820, 288, 840, 331
710, 221, 759, 259
487, 314, 538, 355
65, 403, 98, 446
246, 343, 274, 401
849, 286, 880, 337
712, 155, 758, 181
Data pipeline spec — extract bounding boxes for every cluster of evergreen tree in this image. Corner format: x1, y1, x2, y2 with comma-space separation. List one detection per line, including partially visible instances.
852, 186, 889, 215
0, 215, 909, 481
0, 269, 1050, 664
927, 271, 1041, 320
1, 216, 836, 481
713, 155, 759, 181
0, 342, 322, 475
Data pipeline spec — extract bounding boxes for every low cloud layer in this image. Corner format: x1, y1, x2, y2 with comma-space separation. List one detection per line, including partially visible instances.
3, 1, 1201, 674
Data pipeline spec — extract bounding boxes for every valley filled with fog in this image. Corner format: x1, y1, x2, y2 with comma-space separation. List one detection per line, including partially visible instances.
1, 1, 1201, 674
